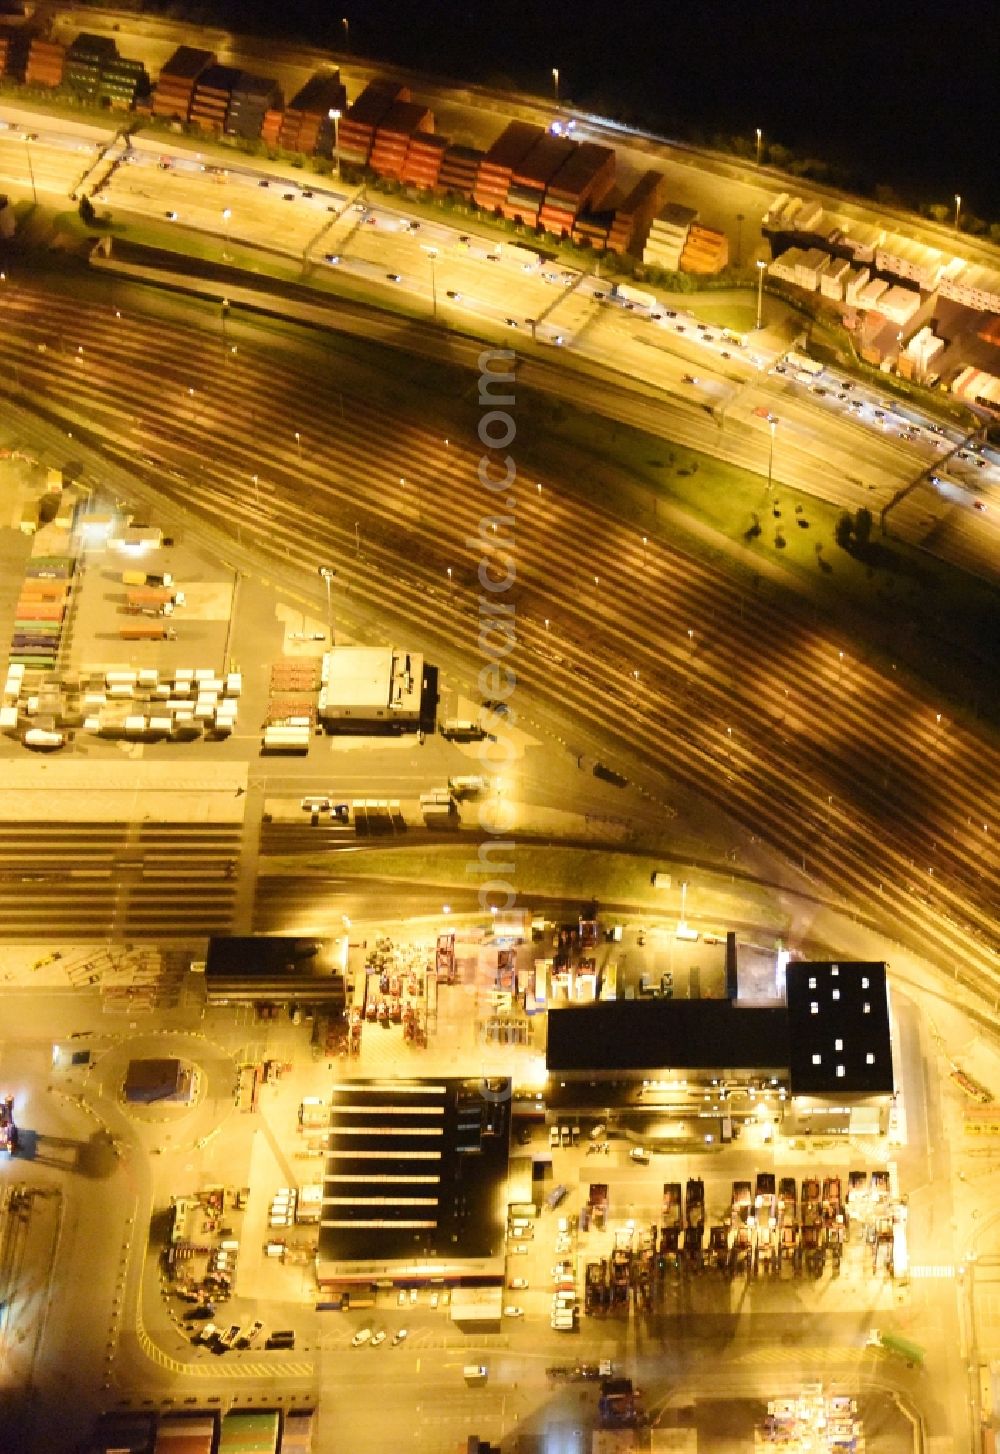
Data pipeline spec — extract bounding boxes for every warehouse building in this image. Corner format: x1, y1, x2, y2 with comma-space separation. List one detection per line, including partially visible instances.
317, 646, 423, 731
204, 935, 347, 1011
316, 1076, 510, 1291
545, 961, 894, 1138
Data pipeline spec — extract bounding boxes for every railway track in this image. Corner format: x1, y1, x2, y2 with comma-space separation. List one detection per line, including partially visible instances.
0, 280, 996, 999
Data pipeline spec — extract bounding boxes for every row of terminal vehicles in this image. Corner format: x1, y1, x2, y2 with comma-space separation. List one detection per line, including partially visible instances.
583, 1170, 899, 1307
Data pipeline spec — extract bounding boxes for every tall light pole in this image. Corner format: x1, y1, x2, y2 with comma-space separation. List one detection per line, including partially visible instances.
318, 565, 337, 645
767, 418, 776, 492
328, 108, 341, 180
755, 127, 762, 167
755, 258, 766, 331
342, 16, 350, 48
552, 67, 560, 105
954, 193, 961, 231
22, 135, 37, 206
221, 206, 231, 261
424, 245, 438, 320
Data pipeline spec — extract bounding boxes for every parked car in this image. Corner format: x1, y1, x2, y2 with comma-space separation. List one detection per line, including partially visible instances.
391, 1328, 408, 1346
352, 1328, 372, 1347
371, 1330, 386, 1346
509, 1277, 528, 1289
504, 1306, 524, 1318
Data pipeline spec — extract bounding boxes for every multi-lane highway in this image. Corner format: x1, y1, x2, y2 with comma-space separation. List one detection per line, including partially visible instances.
0, 278, 997, 1011
1, 106, 998, 580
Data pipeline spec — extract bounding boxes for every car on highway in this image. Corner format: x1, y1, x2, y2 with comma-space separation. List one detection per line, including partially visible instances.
352, 1328, 372, 1347
446, 289, 462, 300
974, 500, 987, 511
371, 1330, 386, 1346
258, 178, 269, 187
682, 374, 699, 385
391, 1328, 408, 1346
302, 189, 314, 198
165, 210, 178, 221
458, 234, 470, 243
504, 317, 518, 327
630, 1147, 650, 1163
504, 1306, 524, 1318
510, 1244, 528, 1256
323, 254, 341, 266
553, 335, 565, 346
282, 192, 296, 201
386, 273, 401, 283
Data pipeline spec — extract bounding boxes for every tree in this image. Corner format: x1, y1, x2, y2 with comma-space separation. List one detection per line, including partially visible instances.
78, 194, 96, 227
854, 506, 873, 549
834, 511, 853, 550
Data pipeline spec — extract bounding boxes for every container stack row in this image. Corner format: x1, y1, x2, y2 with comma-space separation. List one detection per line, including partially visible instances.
11, 555, 75, 670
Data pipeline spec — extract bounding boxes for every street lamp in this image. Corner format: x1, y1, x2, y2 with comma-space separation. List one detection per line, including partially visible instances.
552, 67, 560, 105
767, 418, 777, 492
755, 127, 762, 167
21, 134, 37, 206
318, 566, 337, 645
954, 193, 962, 231
328, 108, 341, 180
423, 245, 439, 320
294, 430, 302, 458
342, 16, 350, 48
755, 258, 767, 331
221, 207, 231, 261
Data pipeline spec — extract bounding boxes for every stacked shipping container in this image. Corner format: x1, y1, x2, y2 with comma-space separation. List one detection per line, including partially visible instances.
473, 120, 541, 213
642, 202, 698, 271
11, 557, 75, 669
25, 37, 66, 88
437, 143, 482, 199
336, 80, 407, 168
278, 70, 346, 156
606, 169, 668, 254
368, 99, 433, 180
679, 223, 729, 274
218, 1410, 280, 1454
152, 1413, 216, 1454
539, 140, 615, 237
152, 46, 215, 122
189, 63, 242, 133
399, 129, 447, 189
226, 73, 282, 142
279, 1411, 316, 1453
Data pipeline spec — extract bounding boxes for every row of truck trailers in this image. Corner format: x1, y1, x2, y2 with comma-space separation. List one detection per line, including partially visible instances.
583, 1170, 901, 1310
90, 1408, 314, 1454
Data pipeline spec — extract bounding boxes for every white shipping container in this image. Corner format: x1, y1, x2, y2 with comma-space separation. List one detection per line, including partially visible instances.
149, 716, 173, 733
124, 715, 147, 735
225, 673, 242, 696
105, 671, 137, 687
108, 684, 134, 699
0, 706, 18, 732
138, 669, 159, 687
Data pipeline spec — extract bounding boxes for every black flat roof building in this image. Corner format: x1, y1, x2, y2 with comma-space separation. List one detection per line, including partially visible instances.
546, 960, 894, 1103
546, 999, 789, 1076
785, 961, 894, 1096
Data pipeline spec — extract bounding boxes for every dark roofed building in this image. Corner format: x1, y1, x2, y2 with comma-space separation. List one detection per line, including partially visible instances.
205, 935, 346, 1009
785, 961, 893, 1096
545, 958, 895, 1137
546, 998, 789, 1076
124, 1057, 191, 1104
317, 1077, 510, 1283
